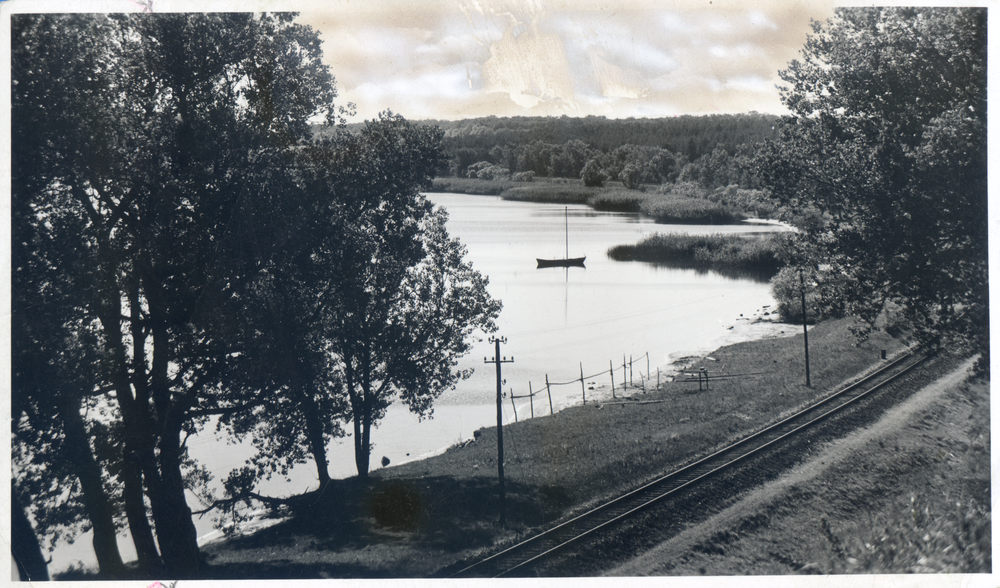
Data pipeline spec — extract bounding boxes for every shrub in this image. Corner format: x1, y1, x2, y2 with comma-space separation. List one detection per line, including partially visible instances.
770, 266, 847, 324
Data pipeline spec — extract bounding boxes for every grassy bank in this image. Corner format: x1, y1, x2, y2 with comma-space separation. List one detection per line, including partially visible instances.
184, 317, 929, 579
607, 233, 784, 277
431, 177, 746, 224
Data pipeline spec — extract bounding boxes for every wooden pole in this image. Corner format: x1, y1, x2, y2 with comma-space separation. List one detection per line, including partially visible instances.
630, 355, 633, 387
799, 269, 811, 388
485, 336, 512, 527
610, 360, 616, 398
580, 362, 586, 405
545, 374, 554, 416
529, 382, 534, 418
510, 388, 517, 423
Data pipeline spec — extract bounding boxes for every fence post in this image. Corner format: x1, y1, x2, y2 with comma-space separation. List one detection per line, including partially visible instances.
610, 360, 615, 398
529, 382, 534, 419
545, 374, 553, 416
646, 353, 650, 382
630, 355, 633, 387
510, 388, 517, 423
657, 367, 660, 390
623, 355, 627, 391
580, 362, 586, 405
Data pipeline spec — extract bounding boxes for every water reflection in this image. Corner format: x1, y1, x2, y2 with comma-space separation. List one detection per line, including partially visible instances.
644, 261, 776, 283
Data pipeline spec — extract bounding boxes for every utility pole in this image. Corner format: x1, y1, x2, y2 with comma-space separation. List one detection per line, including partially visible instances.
485, 336, 513, 526
799, 268, 811, 388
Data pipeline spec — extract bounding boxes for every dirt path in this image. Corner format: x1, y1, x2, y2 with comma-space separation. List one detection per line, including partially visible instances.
607, 356, 989, 576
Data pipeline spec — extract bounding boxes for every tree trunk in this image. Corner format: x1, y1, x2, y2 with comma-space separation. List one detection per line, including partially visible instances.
358, 352, 373, 479
143, 321, 202, 577
122, 453, 161, 571
58, 393, 126, 578
151, 414, 203, 578
12, 481, 50, 581
347, 361, 370, 479
300, 390, 331, 486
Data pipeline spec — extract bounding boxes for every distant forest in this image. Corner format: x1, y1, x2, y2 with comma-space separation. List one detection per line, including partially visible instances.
320, 113, 779, 189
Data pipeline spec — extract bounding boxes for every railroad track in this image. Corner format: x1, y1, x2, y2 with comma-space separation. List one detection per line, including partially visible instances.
442, 346, 934, 578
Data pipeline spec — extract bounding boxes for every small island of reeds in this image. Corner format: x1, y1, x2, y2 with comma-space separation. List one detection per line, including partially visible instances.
607, 233, 785, 277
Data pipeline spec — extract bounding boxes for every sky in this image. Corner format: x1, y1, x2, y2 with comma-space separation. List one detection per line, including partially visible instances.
296, 0, 840, 121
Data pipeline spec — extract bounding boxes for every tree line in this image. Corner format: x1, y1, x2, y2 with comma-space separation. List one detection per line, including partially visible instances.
318, 112, 777, 189
12, 13, 499, 580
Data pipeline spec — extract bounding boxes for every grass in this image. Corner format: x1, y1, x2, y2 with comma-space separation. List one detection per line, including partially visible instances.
607, 233, 784, 277
185, 317, 911, 578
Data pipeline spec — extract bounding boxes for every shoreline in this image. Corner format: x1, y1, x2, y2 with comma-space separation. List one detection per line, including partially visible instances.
197, 303, 799, 549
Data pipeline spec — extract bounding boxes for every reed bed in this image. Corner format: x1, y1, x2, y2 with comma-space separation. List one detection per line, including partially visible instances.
607, 233, 784, 276
640, 197, 745, 224
500, 183, 594, 204
431, 177, 516, 195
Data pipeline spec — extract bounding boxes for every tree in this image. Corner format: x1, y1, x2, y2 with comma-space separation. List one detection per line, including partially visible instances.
580, 158, 606, 187
13, 13, 341, 576
753, 8, 987, 370
320, 114, 502, 478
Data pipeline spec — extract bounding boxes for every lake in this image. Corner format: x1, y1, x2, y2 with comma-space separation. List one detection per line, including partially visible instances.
47, 192, 795, 573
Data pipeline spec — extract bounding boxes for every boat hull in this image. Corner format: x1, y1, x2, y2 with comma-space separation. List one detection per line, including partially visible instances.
536, 256, 586, 268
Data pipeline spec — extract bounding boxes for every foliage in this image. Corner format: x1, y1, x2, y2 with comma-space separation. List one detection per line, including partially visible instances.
769, 265, 847, 324
309, 115, 502, 478
752, 8, 987, 370
12, 12, 342, 576
580, 158, 606, 187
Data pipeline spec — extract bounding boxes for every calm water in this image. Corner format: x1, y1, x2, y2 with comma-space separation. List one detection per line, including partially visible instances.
47, 192, 793, 573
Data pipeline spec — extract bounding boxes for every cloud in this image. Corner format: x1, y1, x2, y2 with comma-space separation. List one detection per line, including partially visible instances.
299, 0, 838, 120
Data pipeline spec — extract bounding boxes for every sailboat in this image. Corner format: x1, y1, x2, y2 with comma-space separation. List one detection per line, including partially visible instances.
536, 206, 586, 268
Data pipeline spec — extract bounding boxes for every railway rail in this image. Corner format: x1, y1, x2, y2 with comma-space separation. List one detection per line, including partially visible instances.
441, 345, 934, 578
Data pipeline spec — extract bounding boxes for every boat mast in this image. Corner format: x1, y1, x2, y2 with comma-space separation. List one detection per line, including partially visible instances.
565, 206, 569, 260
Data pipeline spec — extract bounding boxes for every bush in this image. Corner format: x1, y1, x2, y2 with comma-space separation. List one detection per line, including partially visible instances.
580, 159, 606, 187
770, 266, 847, 324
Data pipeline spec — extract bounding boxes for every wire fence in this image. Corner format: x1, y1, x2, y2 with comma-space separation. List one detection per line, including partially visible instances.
507, 352, 665, 422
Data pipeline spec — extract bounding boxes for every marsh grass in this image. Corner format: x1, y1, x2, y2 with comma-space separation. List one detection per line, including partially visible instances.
607, 233, 783, 276
431, 177, 516, 195
431, 178, 746, 224
639, 196, 745, 224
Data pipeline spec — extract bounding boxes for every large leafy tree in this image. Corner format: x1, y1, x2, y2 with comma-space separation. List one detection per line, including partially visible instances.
753, 8, 987, 369
319, 114, 502, 478
13, 13, 340, 576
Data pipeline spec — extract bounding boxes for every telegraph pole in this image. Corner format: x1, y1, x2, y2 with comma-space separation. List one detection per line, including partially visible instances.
799, 268, 811, 388
485, 336, 513, 526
